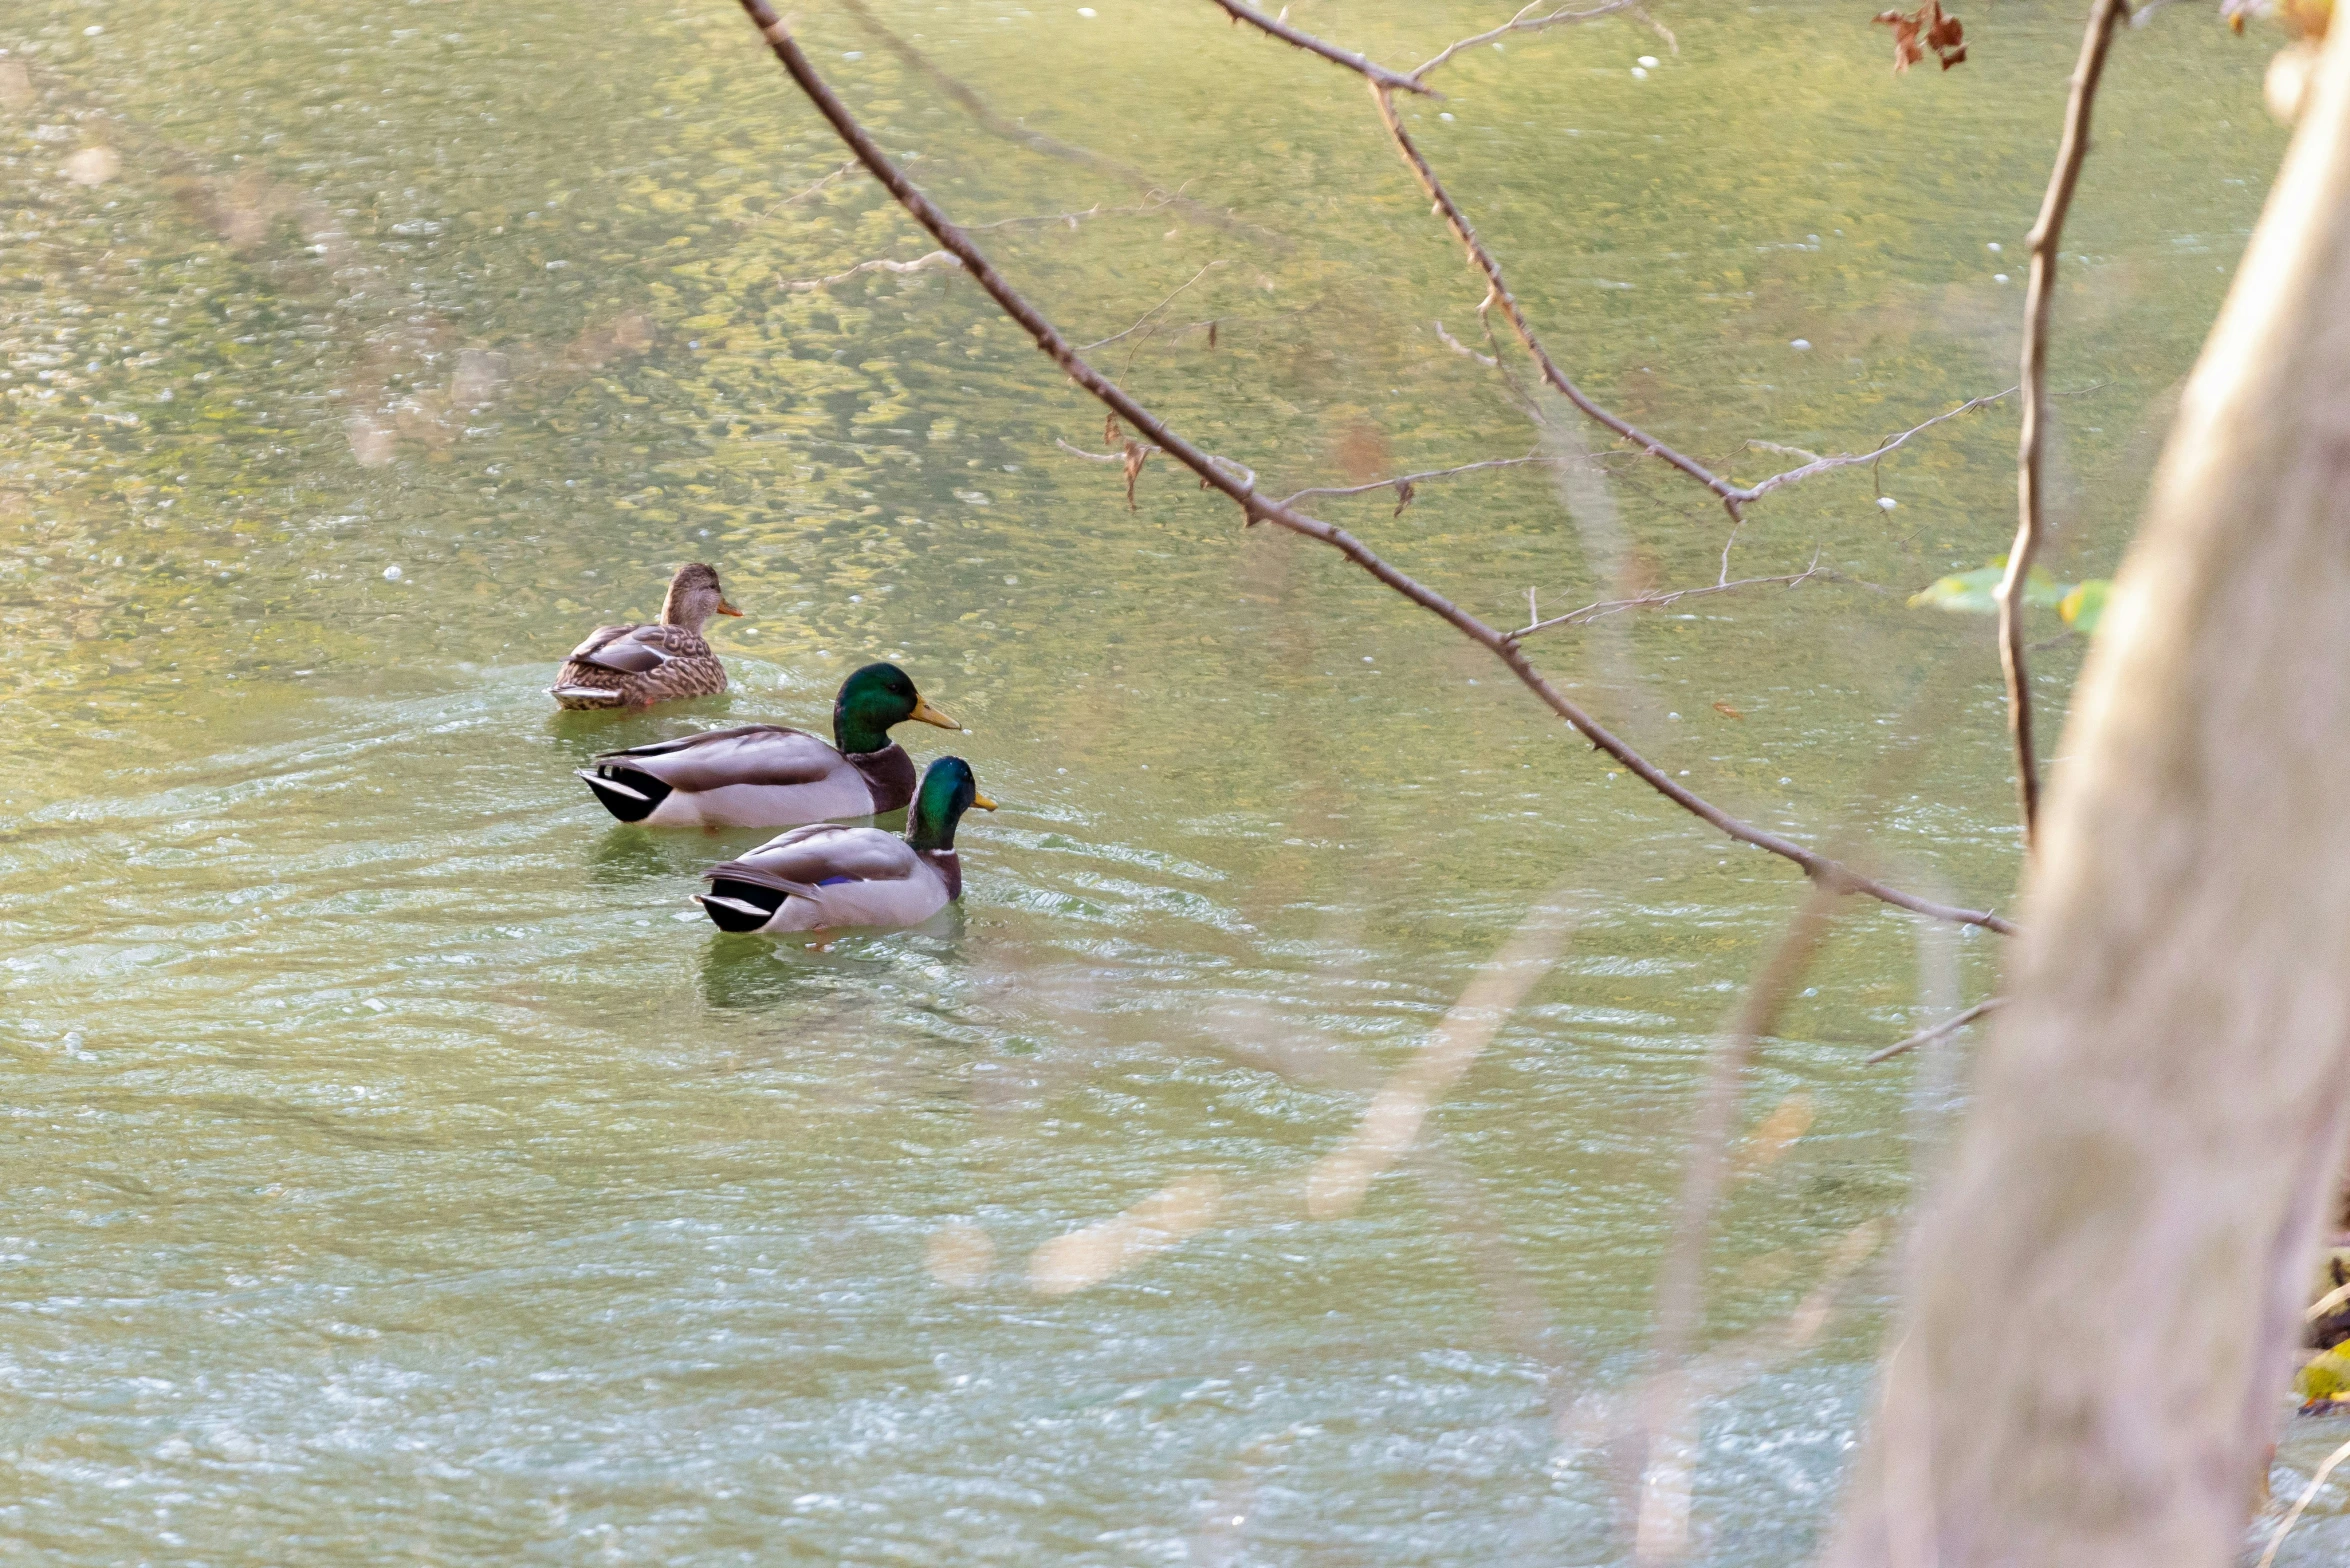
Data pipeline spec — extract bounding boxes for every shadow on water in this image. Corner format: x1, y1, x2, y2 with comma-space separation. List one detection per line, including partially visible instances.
540, 695, 740, 763
696, 910, 968, 1011
586, 823, 771, 888
697, 933, 821, 1011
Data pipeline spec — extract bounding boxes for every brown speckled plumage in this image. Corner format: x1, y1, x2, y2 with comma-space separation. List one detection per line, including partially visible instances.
549, 563, 739, 710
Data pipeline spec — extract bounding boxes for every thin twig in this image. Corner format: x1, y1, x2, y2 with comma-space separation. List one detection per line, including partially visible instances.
1205, 0, 1437, 94
1079, 260, 1228, 351
965, 189, 1190, 231
733, 1, 2014, 936
783, 249, 961, 291
1410, 0, 1646, 81
1368, 81, 1745, 521
776, 155, 862, 209
1056, 435, 1257, 491
1626, 3, 1679, 52
2003, 0, 2128, 856
1055, 435, 1144, 463
2258, 1436, 2350, 1568
1211, 8, 2000, 529
1515, 563, 1832, 639
1738, 389, 2017, 503
1275, 450, 1549, 507
1433, 318, 1497, 367
1867, 995, 2004, 1065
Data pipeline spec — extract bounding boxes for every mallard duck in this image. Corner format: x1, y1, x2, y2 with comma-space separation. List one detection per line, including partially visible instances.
575, 662, 962, 827
694, 756, 996, 934
549, 562, 740, 709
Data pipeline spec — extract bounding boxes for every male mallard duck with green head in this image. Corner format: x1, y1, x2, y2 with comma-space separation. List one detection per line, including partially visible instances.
575, 662, 961, 827
694, 756, 995, 933
550, 562, 740, 709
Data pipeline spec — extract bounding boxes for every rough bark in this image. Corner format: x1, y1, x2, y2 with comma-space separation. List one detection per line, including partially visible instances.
1822, 19, 2350, 1567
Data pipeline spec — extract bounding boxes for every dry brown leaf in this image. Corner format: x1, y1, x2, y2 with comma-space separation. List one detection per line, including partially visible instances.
1875, 2, 1967, 74
1392, 479, 1417, 517
1122, 440, 1149, 510
1712, 701, 1746, 720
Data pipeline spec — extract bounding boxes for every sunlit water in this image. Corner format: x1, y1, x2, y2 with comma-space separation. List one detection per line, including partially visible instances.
1, 1, 2327, 1561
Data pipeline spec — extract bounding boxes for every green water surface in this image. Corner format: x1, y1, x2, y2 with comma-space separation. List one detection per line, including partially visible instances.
0, 1, 2314, 1562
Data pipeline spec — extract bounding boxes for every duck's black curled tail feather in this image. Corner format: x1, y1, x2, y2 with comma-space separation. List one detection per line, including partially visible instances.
696, 878, 786, 933
577, 766, 672, 824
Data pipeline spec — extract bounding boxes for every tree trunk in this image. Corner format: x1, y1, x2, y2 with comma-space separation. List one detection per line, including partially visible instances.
1823, 19, 2350, 1567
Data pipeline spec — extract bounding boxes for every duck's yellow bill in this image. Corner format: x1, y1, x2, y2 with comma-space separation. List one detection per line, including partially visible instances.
911, 695, 962, 730
972, 792, 999, 811
717, 599, 744, 616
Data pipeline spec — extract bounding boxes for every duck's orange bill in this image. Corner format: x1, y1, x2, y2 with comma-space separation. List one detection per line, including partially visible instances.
972, 792, 999, 811
717, 599, 744, 616
911, 695, 961, 730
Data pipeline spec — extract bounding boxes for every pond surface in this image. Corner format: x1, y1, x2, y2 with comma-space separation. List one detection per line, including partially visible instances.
0, 1, 2318, 1562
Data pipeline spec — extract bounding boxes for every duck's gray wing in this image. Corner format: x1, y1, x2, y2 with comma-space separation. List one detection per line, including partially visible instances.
567, 623, 638, 660
573, 623, 677, 675
595, 726, 840, 791
706, 825, 917, 894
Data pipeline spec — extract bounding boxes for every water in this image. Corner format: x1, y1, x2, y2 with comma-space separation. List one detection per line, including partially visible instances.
0, 2, 2319, 1561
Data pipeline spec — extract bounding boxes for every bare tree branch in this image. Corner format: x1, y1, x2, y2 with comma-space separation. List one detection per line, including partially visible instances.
1737, 389, 2017, 503
1056, 434, 1258, 492
1274, 450, 1550, 507
1411, 0, 1648, 82
1204, 0, 1437, 94
1368, 81, 1748, 519
2003, 0, 2129, 855
1079, 259, 1228, 351
774, 155, 863, 209
731, 0, 2014, 936
1866, 995, 2005, 1065
783, 249, 961, 291
1432, 317, 1497, 367
1213, 8, 2006, 536
1515, 562, 1835, 639
965, 189, 1190, 231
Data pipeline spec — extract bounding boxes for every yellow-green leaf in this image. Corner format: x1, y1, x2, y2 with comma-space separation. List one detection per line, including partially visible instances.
1909, 559, 2067, 614
2060, 578, 2111, 634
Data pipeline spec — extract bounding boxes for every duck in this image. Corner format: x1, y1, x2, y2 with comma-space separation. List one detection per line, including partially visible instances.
549, 562, 740, 709
574, 662, 961, 827
694, 755, 995, 934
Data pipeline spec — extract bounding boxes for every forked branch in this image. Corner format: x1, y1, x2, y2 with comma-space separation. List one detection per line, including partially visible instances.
732, 0, 2013, 936
1411, 0, 1650, 81
1740, 388, 2017, 502
2003, 0, 2128, 853
1207, 5, 2006, 530
1515, 563, 1835, 639
1369, 82, 1747, 520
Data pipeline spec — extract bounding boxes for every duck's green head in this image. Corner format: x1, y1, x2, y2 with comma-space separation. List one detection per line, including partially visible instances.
833, 662, 960, 755
908, 755, 996, 851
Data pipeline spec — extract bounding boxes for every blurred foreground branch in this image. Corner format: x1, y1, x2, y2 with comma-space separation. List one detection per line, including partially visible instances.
1825, 16, 2350, 1561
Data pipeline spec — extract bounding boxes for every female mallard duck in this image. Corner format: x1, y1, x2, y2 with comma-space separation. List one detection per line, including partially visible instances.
574, 662, 960, 827
694, 756, 995, 934
549, 562, 740, 709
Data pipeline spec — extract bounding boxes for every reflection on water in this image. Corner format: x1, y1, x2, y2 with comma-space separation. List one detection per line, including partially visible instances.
0, 0, 2304, 1562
